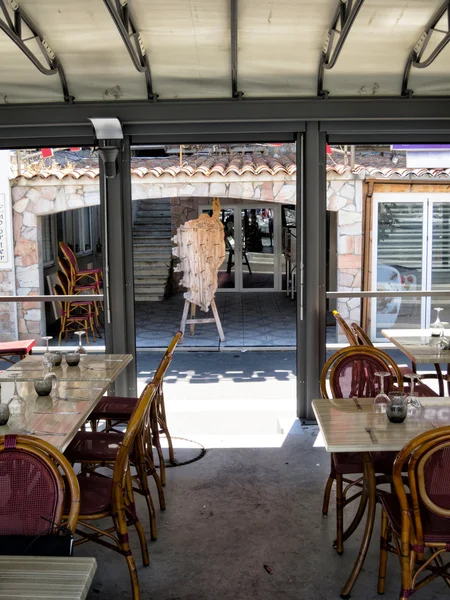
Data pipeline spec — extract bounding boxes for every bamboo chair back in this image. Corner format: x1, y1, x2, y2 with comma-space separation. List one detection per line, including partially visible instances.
59, 242, 79, 278
351, 322, 374, 347
320, 346, 403, 399
165, 331, 182, 358
0, 434, 80, 536
112, 384, 157, 504
393, 427, 450, 557
332, 310, 358, 345
57, 258, 73, 293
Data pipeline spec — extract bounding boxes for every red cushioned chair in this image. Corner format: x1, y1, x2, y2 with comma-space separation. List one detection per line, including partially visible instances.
377, 426, 450, 599
0, 434, 79, 556
89, 331, 182, 487
65, 379, 162, 541
64, 384, 157, 600
320, 346, 404, 554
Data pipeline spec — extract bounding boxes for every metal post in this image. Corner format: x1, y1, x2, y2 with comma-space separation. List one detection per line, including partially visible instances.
296, 133, 306, 419
99, 135, 137, 396
298, 122, 326, 420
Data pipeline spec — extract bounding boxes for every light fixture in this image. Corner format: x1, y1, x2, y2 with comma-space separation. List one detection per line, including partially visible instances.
88, 117, 123, 178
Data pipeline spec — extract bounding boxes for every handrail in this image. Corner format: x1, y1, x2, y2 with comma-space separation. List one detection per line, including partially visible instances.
327, 290, 450, 299
0, 295, 103, 302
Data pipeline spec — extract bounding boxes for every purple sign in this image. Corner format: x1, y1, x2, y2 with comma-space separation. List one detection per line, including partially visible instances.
391, 144, 450, 152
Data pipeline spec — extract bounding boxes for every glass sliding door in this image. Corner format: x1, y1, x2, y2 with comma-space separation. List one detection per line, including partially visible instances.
371, 194, 450, 339
371, 196, 427, 339
428, 199, 450, 325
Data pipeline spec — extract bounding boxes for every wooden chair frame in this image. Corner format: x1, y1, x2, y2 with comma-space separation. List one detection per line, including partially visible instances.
332, 309, 358, 345
320, 346, 404, 554
378, 427, 450, 599
53, 284, 95, 344
0, 434, 80, 536
65, 384, 157, 600
350, 322, 373, 346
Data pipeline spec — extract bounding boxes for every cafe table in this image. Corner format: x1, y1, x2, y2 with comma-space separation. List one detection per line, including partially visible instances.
381, 328, 450, 396
0, 555, 97, 599
312, 396, 449, 598
0, 353, 132, 452
0, 353, 133, 382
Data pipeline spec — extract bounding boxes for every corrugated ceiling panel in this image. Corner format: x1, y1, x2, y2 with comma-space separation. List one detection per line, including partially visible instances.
16, 0, 145, 102
134, 0, 230, 99
237, 0, 336, 97
0, 0, 446, 102
326, 0, 444, 96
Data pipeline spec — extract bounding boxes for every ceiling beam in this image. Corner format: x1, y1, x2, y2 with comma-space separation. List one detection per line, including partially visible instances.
402, 0, 450, 97
0, 97, 450, 134
0, 0, 72, 102
102, 0, 157, 101
318, 0, 365, 97
230, 0, 243, 99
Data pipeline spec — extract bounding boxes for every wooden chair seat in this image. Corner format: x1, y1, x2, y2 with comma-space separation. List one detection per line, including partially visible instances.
65, 431, 123, 463
64, 472, 112, 516
89, 396, 136, 421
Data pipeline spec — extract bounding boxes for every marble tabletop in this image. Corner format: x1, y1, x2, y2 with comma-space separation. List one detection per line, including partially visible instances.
312, 397, 449, 453
381, 328, 450, 364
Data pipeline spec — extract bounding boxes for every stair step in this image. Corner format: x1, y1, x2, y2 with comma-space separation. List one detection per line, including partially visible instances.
135, 295, 165, 302
135, 214, 171, 220
137, 202, 170, 209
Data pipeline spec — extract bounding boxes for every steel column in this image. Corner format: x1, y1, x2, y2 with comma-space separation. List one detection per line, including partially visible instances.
299, 122, 326, 420
296, 132, 306, 419
99, 135, 136, 397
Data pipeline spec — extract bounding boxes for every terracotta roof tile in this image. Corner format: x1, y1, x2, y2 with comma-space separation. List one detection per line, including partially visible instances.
12, 152, 450, 181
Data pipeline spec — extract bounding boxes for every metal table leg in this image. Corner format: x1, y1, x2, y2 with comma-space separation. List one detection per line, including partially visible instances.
340, 452, 376, 599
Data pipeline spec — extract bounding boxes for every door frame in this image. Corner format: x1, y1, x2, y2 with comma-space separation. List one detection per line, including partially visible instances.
199, 201, 283, 292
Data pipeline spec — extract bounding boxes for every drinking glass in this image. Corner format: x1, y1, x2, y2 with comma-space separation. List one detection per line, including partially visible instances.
431, 307, 444, 337
42, 335, 53, 368
373, 371, 390, 411
404, 373, 422, 409
387, 391, 408, 424
8, 374, 25, 415
74, 331, 87, 355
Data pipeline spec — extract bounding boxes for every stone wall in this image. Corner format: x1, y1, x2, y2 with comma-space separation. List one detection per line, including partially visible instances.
327, 175, 363, 341
7, 172, 363, 344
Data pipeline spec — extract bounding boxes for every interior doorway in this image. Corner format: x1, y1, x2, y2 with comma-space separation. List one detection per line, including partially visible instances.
201, 202, 283, 292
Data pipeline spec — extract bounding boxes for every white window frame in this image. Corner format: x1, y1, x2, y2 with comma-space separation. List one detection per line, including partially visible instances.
61, 207, 93, 258
371, 192, 450, 340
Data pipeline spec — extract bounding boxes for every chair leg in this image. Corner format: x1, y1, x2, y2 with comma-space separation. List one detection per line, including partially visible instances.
335, 473, 344, 555
146, 453, 166, 511
135, 451, 158, 540
322, 473, 335, 516
113, 511, 141, 600
133, 518, 150, 567
378, 509, 389, 594
151, 405, 166, 486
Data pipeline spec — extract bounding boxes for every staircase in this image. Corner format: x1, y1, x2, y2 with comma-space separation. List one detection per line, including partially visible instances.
133, 200, 172, 301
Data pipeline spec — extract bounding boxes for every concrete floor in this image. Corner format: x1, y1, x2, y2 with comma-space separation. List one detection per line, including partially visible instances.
78, 428, 445, 600
76, 352, 445, 600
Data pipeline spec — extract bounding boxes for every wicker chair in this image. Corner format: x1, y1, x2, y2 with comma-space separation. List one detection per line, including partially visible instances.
64, 384, 157, 600
320, 346, 403, 554
53, 283, 96, 344
350, 322, 437, 397
0, 434, 79, 555
65, 379, 162, 541
88, 331, 182, 486
377, 426, 450, 599
59, 241, 103, 297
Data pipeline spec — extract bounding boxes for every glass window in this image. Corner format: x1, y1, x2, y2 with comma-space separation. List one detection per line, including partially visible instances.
42, 215, 55, 266
59, 207, 93, 256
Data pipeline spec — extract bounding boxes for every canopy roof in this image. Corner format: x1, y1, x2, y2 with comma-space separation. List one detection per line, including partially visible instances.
0, 0, 449, 104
